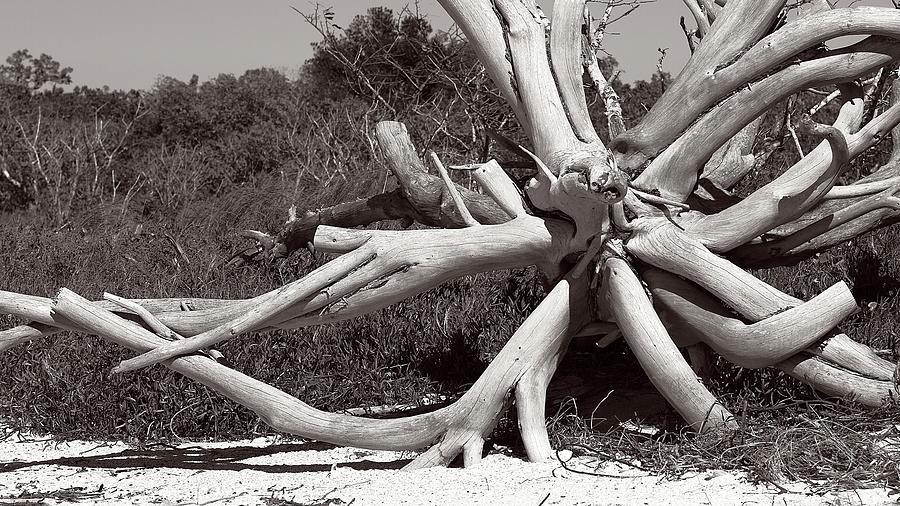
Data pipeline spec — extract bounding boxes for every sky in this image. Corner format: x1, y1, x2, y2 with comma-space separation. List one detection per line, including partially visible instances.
0, 0, 698, 91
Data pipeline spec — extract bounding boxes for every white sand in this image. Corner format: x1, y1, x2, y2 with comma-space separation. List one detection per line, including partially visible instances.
0, 430, 896, 506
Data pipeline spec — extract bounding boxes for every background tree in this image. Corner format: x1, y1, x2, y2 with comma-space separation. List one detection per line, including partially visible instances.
0, 49, 72, 92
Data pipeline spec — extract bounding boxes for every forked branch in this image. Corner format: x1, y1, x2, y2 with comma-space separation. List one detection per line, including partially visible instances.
49, 271, 591, 469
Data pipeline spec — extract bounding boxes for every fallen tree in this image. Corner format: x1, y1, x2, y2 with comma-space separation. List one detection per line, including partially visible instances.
3, 0, 900, 469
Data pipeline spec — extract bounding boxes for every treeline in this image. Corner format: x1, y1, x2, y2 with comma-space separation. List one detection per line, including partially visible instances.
0, 7, 676, 225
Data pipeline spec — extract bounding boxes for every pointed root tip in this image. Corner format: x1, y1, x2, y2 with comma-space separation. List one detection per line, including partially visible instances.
240, 230, 275, 250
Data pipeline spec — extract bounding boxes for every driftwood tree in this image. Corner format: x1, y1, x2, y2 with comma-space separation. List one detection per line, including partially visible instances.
3, 0, 900, 468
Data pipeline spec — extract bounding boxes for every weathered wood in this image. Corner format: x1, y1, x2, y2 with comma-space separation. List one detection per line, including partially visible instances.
52, 280, 589, 463
686, 99, 861, 251
515, 344, 567, 462
644, 269, 856, 369
492, 0, 583, 160
429, 151, 480, 227
636, 37, 900, 201
627, 218, 797, 321
777, 354, 897, 406
472, 160, 525, 219
377, 121, 512, 227
602, 256, 737, 432
682, 0, 711, 36
699, 117, 763, 191
271, 190, 421, 259
733, 80, 900, 265
612, 0, 787, 170
4, 1, 900, 469
266, 121, 513, 259
437, 0, 528, 135
617, 5, 900, 175
115, 214, 576, 373
0, 322, 54, 353
550, 0, 600, 143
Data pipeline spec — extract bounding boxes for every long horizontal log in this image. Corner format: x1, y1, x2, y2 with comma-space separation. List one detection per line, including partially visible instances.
0, 292, 242, 344
267, 190, 423, 260
123, 215, 578, 373
112, 246, 379, 373
0, 215, 576, 356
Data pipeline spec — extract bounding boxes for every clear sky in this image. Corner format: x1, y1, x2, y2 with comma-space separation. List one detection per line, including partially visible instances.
0, 0, 697, 90
0, 0, 887, 92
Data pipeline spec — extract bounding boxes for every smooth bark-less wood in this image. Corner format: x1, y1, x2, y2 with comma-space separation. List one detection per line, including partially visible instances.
4, 0, 900, 469
602, 256, 736, 431
644, 269, 857, 369
52, 279, 587, 467
734, 78, 900, 265
637, 37, 900, 201
612, 0, 787, 170
684, 106, 857, 251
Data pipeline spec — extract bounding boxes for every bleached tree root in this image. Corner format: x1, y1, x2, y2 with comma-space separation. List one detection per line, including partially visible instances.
234, 121, 514, 263
777, 355, 898, 405
0, 322, 54, 353
116, 215, 575, 373
644, 269, 856, 368
1, 214, 574, 358
627, 219, 896, 404
737, 78, 900, 265
689, 91, 900, 254
515, 345, 566, 461
602, 255, 737, 431
48, 270, 590, 469
6, 0, 900, 470
644, 269, 897, 405
636, 37, 899, 201
810, 334, 896, 382
628, 218, 799, 321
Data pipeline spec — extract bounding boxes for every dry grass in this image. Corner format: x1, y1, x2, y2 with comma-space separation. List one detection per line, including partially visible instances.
548, 360, 900, 493
2, 132, 900, 489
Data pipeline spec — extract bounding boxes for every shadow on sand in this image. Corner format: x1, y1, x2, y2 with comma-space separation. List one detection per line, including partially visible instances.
0, 440, 412, 474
